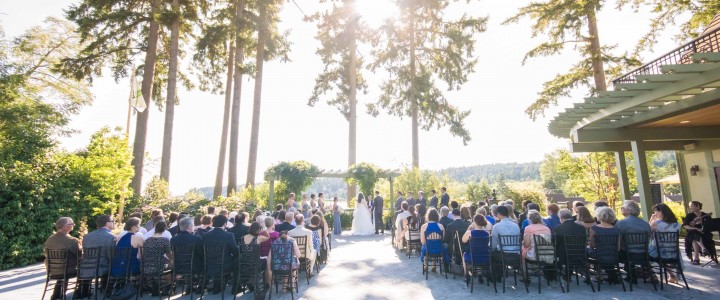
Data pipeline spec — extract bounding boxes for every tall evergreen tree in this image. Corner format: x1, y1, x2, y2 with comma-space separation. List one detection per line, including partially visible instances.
245, 0, 291, 187
61, 0, 164, 198
307, 0, 369, 199
504, 0, 641, 120
370, 0, 486, 168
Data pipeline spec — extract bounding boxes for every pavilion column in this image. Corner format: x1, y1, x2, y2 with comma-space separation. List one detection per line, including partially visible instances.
389, 177, 394, 211
615, 151, 632, 202
631, 141, 653, 220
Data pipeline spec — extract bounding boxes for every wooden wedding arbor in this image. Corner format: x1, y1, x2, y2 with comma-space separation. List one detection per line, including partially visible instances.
264, 168, 401, 208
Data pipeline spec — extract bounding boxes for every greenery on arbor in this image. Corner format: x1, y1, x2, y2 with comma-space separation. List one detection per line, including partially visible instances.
369, 0, 487, 167
266, 160, 321, 197
346, 162, 381, 199
504, 0, 641, 120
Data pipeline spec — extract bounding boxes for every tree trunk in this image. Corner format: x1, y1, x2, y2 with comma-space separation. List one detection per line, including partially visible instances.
130, 0, 160, 198
347, 2, 358, 200
409, 7, 419, 169
245, 3, 267, 187
227, 0, 245, 196
586, 6, 607, 92
160, 0, 180, 183
213, 43, 235, 199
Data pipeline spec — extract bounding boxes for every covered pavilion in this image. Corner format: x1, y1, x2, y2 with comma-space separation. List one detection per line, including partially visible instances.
548, 20, 720, 219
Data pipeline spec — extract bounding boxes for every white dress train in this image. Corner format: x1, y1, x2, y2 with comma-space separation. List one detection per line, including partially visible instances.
350, 199, 375, 235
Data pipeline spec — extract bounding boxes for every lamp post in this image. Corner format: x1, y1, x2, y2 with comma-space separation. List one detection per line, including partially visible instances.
118, 76, 147, 224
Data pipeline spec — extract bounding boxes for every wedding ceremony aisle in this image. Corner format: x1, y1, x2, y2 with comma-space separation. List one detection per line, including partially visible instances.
2, 232, 719, 299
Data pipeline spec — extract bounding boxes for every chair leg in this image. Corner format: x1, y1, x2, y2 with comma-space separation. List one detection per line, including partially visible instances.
617, 265, 626, 292
42, 277, 50, 300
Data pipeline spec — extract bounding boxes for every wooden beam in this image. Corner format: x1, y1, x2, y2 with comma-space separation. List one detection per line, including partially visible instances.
604, 88, 720, 128
569, 141, 688, 152
572, 126, 720, 143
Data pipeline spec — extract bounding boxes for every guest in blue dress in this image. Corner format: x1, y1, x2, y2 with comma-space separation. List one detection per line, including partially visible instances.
332, 197, 342, 235
420, 208, 449, 270
111, 217, 143, 277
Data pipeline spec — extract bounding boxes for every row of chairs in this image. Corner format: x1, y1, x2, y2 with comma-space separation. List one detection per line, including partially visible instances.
43, 234, 331, 300
457, 230, 689, 294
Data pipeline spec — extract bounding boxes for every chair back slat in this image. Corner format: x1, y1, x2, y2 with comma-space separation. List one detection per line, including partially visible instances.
562, 235, 587, 265
591, 234, 619, 265
203, 243, 227, 276
623, 232, 650, 254
77, 247, 102, 279
532, 234, 556, 264
271, 242, 294, 272
238, 244, 261, 285
468, 234, 491, 266
653, 231, 680, 261
46, 249, 71, 279
171, 244, 196, 275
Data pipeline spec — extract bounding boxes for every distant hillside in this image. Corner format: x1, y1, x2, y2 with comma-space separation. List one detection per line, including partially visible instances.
438, 162, 541, 183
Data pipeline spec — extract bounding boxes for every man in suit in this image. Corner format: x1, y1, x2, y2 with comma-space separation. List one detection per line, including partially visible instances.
275, 212, 296, 233
439, 207, 453, 228
373, 191, 384, 234
288, 215, 317, 275
407, 191, 416, 207
417, 191, 427, 208
228, 212, 249, 243
77, 215, 117, 297
201, 215, 239, 292
429, 190, 438, 209
517, 200, 532, 228
440, 187, 450, 208
168, 212, 189, 236
445, 209, 470, 266
394, 191, 405, 211
44, 217, 81, 300
171, 217, 204, 275
552, 209, 586, 265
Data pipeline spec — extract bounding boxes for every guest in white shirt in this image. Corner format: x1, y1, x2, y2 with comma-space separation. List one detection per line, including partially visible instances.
288, 214, 317, 274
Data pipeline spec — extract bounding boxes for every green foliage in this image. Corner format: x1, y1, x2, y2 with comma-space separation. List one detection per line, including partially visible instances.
266, 161, 320, 196
346, 162, 380, 199
540, 150, 570, 192
395, 168, 441, 200
504, 0, 641, 120
369, 0, 488, 145
502, 182, 548, 215
324, 211, 354, 229
439, 162, 541, 183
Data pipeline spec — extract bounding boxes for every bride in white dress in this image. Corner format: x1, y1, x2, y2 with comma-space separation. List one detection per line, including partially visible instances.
350, 193, 375, 235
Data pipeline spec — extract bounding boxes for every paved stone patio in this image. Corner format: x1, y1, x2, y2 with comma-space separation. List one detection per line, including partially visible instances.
2, 232, 719, 299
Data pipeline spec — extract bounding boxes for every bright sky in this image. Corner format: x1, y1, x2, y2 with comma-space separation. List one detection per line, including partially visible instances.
0, 0, 682, 194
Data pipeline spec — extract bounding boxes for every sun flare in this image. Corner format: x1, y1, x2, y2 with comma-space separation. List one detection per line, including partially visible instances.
353, 0, 399, 28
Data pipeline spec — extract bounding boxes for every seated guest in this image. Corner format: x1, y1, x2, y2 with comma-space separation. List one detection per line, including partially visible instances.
240, 222, 272, 284
270, 231, 301, 291
168, 212, 189, 236
416, 204, 427, 225
313, 210, 330, 242
543, 203, 561, 230
112, 217, 143, 277
649, 203, 681, 283
462, 214, 492, 275
571, 201, 585, 221
168, 212, 179, 228
275, 210, 286, 226
553, 209, 586, 265
143, 222, 172, 279
683, 200, 716, 265
44, 217, 81, 300
145, 209, 163, 231
127, 212, 148, 235
144, 215, 172, 240
228, 212, 250, 243
260, 217, 280, 259
420, 208, 448, 272
506, 199, 520, 218
194, 215, 213, 236
574, 206, 595, 234
439, 206, 452, 228
504, 204, 518, 223
520, 203, 541, 233
448, 201, 459, 218
486, 205, 497, 225
445, 208, 470, 247
401, 205, 421, 244
170, 217, 204, 275
289, 215, 316, 274
77, 215, 116, 297
615, 200, 651, 273
276, 212, 296, 233
593, 201, 609, 224
201, 215, 238, 291
490, 206, 521, 282
271, 204, 284, 220
587, 207, 620, 283
394, 202, 411, 248
305, 216, 323, 259
517, 200, 533, 227
522, 210, 551, 266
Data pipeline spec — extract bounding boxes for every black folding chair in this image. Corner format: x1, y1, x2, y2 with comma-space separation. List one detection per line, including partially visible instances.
422, 232, 447, 279
170, 243, 201, 300
464, 233, 496, 293
406, 227, 421, 258
74, 247, 102, 300
136, 247, 172, 300
651, 231, 689, 290
560, 235, 594, 292
292, 235, 312, 284
235, 243, 266, 300
105, 247, 139, 298
201, 243, 232, 300
43, 249, 77, 300
622, 232, 657, 291
587, 234, 626, 292
497, 234, 528, 293
524, 234, 565, 294
269, 242, 298, 300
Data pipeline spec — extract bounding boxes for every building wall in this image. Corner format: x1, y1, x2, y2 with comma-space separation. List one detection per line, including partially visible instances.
680, 141, 720, 217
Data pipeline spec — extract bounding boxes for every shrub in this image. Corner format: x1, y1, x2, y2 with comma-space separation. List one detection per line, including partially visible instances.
324, 211, 354, 229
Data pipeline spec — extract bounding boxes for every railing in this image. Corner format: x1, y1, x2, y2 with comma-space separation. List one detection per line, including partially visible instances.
612, 25, 720, 85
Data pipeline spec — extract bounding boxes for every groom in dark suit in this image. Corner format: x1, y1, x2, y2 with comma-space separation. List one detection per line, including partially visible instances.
373, 191, 384, 234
